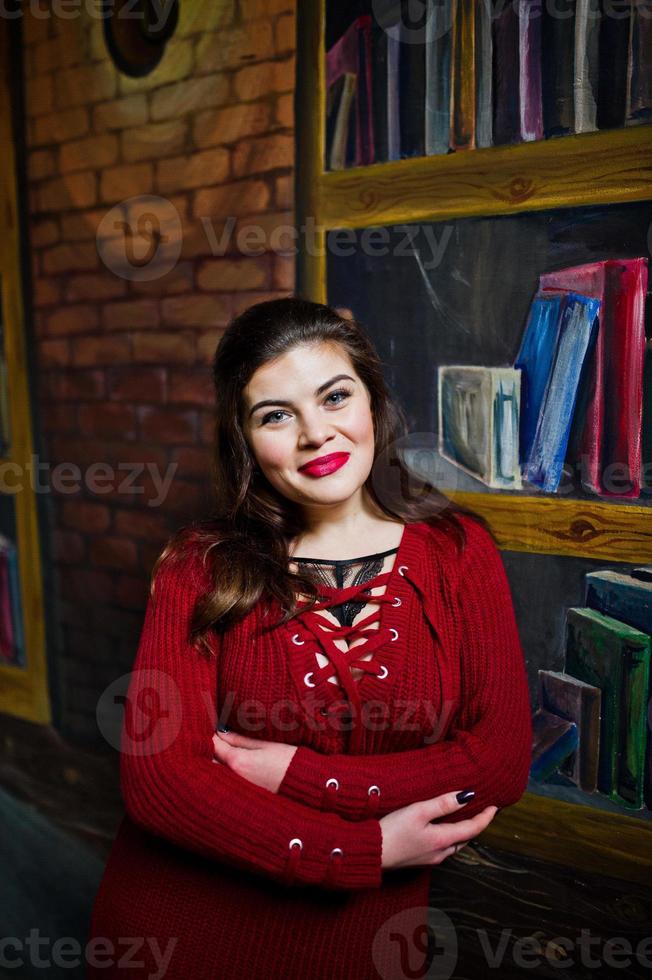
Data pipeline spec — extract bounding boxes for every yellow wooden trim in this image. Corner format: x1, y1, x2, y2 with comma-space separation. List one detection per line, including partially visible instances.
484, 791, 652, 887
443, 491, 652, 562
318, 125, 652, 229
0, 19, 50, 724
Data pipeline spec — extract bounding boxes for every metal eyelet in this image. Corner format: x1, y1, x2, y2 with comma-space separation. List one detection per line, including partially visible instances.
289, 838, 303, 850
392, 596, 402, 606
304, 672, 315, 688
368, 785, 380, 796
326, 778, 339, 790
398, 565, 408, 576
292, 633, 304, 645
389, 628, 399, 641
377, 665, 388, 680
330, 847, 343, 858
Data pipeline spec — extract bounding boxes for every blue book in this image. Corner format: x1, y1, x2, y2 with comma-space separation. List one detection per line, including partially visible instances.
387, 27, 401, 161
523, 292, 600, 492
530, 708, 579, 782
514, 293, 565, 465
425, 0, 452, 155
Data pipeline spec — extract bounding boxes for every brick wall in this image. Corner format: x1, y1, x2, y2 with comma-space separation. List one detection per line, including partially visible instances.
22, 0, 296, 742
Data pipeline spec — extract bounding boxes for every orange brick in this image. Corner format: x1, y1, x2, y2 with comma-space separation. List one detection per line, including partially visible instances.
130, 260, 194, 296
177, 1, 236, 37
240, 0, 294, 18
40, 338, 71, 367
156, 147, 230, 193
196, 328, 225, 364
138, 406, 198, 443
168, 367, 213, 406
26, 73, 54, 115
78, 403, 138, 439
90, 535, 139, 570
72, 335, 131, 366
275, 12, 296, 55
60, 134, 119, 174
108, 366, 166, 402
275, 173, 293, 209
55, 64, 117, 109
275, 92, 294, 129
169, 445, 211, 478
121, 120, 189, 163
93, 95, 148, 132
34, 278, 62, 307
233, 133, 293, 178
23, 7, 51, 46
196, 255, 270, 291
66, 274, 127, 302
49, 369, 106, 401
273, 253, 295, 290
47, 304, 100, 336
193, 178, 271, 220
161, 294, 231, 328
60, 499, 111, 533
102, 299, 160, 331
150, 74, 231, 122
31, 106, 89, 146
31, 219, 60, 248
61, 210, 108, 241
233, 58, 295, 102
42, 242, 99, 275
100, 163, 153, 203
193, 102, 271, 150
37, 173, 97, 212
132, 331, 195, 364
114, 508, 171, 539
28, 149, 55, 181
195, 21, 274, 74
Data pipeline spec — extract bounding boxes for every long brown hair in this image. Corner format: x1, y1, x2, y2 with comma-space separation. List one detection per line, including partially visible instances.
153, 296, 486, 654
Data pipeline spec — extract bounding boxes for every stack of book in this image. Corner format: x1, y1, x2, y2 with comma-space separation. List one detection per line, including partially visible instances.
531, 566, 652, 811
325, 0, 652, 169
437, 256, 648, 496
0, 534, 24, 667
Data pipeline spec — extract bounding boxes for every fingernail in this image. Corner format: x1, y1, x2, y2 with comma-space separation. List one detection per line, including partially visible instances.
456, 789, 475, 804
217, 725, 229, 733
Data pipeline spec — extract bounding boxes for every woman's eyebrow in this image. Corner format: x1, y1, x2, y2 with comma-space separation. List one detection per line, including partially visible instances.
248, 374, 356, 418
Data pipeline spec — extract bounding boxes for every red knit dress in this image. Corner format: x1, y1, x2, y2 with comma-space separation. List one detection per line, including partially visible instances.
87, 514, 532, 980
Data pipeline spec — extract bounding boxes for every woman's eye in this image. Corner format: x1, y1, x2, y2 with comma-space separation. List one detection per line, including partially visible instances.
260, 389, 352, 426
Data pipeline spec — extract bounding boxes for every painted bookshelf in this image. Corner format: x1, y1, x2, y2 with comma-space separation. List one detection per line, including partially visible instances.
0, 19, 49, 724
295, 0, 652, 884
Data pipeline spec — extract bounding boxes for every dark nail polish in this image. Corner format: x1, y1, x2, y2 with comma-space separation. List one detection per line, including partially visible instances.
217, 725, 229, 733
456, 789, 475, 804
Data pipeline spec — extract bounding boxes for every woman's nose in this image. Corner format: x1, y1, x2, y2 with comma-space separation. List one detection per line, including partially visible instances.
298, 414, 334, 447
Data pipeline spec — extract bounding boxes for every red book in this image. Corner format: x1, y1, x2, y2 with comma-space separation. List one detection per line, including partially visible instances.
539, 258, 648, 497
326, 15, 374, 166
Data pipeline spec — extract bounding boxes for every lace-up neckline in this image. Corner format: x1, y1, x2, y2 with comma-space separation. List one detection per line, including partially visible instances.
291, 546, 399, 627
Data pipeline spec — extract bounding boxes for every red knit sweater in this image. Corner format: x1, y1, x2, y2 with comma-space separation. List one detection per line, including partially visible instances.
87, 514, 532, 980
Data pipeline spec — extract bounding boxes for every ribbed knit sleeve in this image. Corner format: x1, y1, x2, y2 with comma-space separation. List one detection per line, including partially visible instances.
277, 518, 533, 824
119, 553, 383, 890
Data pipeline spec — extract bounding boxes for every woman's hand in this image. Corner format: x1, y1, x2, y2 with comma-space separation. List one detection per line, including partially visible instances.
212, 729, 298, 794
379, 792, 498, 870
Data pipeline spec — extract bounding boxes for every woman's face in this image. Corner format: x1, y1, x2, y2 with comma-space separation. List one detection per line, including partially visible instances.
242, 342, 376, 513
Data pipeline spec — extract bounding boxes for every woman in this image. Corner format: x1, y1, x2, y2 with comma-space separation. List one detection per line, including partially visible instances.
87, 297, 532, 980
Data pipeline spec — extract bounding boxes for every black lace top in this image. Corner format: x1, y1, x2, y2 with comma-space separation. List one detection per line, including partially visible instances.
291, 547, 399, 627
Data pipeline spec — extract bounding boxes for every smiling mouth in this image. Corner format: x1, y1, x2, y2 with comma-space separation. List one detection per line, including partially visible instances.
298, 453, 350, 476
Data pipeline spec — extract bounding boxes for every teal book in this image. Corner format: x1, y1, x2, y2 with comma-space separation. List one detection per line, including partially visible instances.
565, 607, 650, 809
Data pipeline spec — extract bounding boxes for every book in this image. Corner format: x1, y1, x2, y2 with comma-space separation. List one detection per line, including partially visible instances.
538, 669, 601, 792
530, 708, 580, 783
585, 567, 652, 808
565, 606, 650, 809
387, 21, 401, 161
449, 0, 476, 150
541, 0, 575, 136
438, 365, 522, 489
0, 535, 23, 667
522, 292, 601, 492
597, 0, 632, 129
514, 293, 565, 466
425, 0, 453, 155
518, 0, 543, 142
627, 0, 652, 123
326, 15, 374, 167
370, 15, 390, 162
492, 0, 520, 144
474, 0, 493, 148
326, 74, 357, 171
574, 0, 601, 133
398, 12, 427, 157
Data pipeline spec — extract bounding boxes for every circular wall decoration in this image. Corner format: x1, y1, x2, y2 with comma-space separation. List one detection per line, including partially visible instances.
103, 0, 180, 78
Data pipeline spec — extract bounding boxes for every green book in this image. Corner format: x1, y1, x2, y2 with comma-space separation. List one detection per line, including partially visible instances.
565, 607, 650, 809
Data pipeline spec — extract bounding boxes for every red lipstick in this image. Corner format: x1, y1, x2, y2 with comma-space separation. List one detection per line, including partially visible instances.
298, 452, 350, 477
